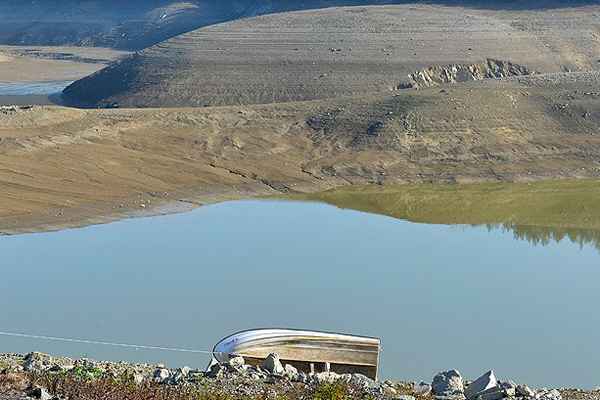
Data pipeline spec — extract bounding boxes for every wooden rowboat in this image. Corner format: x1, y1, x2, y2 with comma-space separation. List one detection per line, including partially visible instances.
213, 328, 381, 379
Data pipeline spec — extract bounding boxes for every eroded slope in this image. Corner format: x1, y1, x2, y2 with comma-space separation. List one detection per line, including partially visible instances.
63, 4, 600, 108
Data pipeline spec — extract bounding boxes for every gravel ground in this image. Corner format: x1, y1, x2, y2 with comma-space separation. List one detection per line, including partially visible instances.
0, 394, 28, 400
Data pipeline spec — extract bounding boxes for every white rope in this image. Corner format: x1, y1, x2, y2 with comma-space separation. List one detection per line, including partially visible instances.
0, 331, 381, 357
0, 331, 219, 355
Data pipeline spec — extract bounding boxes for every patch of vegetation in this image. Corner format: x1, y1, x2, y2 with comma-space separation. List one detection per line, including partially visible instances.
312, 380, 351, 400
186, 375, 205, 383
72, 365, 105, 379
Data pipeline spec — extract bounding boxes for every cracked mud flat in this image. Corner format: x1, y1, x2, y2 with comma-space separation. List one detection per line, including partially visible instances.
3, 72, 600, 235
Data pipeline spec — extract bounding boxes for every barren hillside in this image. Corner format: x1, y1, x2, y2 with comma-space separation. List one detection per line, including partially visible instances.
1, 1, 589, 50
63, 4, 600, 108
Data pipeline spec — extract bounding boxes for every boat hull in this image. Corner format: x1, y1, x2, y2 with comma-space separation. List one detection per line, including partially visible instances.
213, 329, 380, 379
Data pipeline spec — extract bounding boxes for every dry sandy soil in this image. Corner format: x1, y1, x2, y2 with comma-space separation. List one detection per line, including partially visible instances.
3, 72, 600, 234
0, 46, 130, 83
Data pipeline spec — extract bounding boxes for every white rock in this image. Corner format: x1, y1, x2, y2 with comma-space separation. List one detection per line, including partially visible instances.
382, 384, 397, 395
536, 388, 562, 400
465, 371, 497, 400
284, 363, 298, 378
432, 370, 465, 397
229, 356, 245, 368
517, 385, 535, 397
414, 381, 432, 396
314, 371, 341, 384
153, 368, 169, 381
395, 396, 415, 400
179, 366, 191, 376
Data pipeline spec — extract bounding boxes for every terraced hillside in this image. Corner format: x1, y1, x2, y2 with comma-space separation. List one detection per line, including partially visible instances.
63, 4, 600, 108
2, 1, 588, 50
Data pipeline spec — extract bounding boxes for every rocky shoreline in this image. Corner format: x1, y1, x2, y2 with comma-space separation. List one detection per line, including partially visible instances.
0, 352, 598, 400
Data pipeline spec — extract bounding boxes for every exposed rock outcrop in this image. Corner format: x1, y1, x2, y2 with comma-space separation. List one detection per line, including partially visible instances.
0, 352, 587, 400
404, 60, 531, 88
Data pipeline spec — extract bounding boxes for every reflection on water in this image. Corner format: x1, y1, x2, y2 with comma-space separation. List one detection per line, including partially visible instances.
0, 81, 73, 95
1, 184, 600, 389
0, 81, 71, 106
286, 179, 600, 250
489, 224, 600, 250
0, 94, 64, 106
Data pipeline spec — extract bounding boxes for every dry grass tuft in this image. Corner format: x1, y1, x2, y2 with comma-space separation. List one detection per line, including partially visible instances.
0, 369, 383, 400
0, 369, 29, 393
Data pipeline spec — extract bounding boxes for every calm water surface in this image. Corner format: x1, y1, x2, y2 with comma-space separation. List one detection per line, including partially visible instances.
1, 197, 599, 388
0, 81, 71, 105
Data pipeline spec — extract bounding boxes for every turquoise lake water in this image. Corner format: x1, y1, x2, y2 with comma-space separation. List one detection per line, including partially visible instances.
1, 199, 599, 388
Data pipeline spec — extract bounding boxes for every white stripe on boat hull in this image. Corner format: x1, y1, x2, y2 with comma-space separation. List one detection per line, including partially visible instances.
213, 329, 380, 379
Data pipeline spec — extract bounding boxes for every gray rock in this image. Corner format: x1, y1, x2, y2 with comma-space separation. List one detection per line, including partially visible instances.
262, 353, 284, 375
537, 389, 562, 400
206, 362, 226, 379
350, 373, 379, 391
395, 396, 416, 400
284, 364, 298, 379
28, 387, 52, 400
291, 371, 308, 382
169, 372, 185, 384
499, 380, 516, 390
414, 381, 432, 396
433, 370, 465, 399
22, 359, 48, 373
465, 371, 497, 400
153, 368, 169, 382
517, 385, 535, 397
204, 358, 219, 373
477, 388, 504, 400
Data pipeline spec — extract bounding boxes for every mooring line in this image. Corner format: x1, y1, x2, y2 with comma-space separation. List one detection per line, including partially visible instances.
0, 331, 382, 357
0, 331, 219, 355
